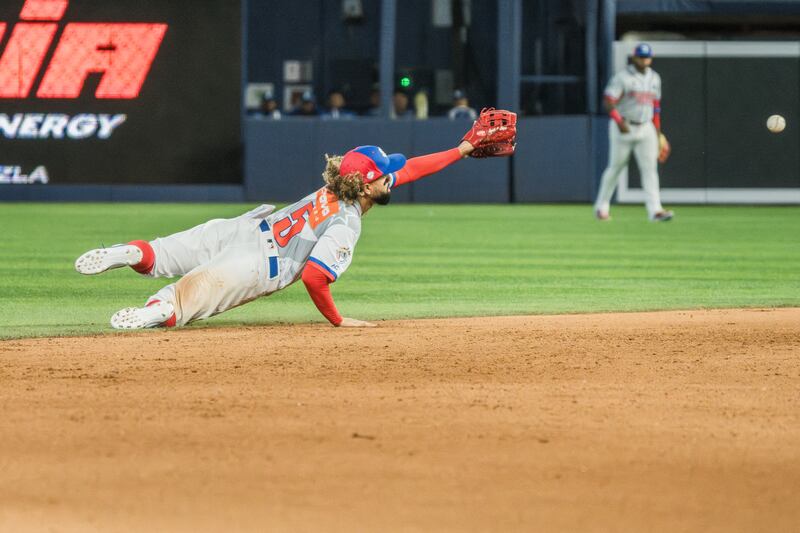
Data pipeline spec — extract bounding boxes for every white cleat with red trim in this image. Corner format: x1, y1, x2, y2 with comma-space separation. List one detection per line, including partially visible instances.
75, 244, 143, 275
111, 301, 175, 330
651, 210, 674, 222
595, 210, 611, 221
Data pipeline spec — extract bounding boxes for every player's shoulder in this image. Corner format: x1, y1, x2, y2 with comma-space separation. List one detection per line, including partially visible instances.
327, 202, 362, 232
608, 69, 629, 86
618, 65, 635, 76
604, 70, 624, 89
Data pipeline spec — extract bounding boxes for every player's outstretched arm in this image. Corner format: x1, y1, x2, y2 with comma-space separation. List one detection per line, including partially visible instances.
392, 108, 516, 188
391, 145, 469, 188
302, 261, 375, 327
392, 108, 517, 188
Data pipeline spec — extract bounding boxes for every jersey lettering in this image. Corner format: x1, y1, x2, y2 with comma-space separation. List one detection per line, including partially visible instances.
273, 203, 312, 247
629, 90, 655, 104
272, 189, 342, 247
309, 188, 339, 229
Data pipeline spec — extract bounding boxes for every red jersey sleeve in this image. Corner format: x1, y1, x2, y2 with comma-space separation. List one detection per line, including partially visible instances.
391, 148, 462, 188
302, 261, 343, 326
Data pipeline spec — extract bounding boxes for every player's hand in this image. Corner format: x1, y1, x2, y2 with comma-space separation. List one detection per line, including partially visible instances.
618, 121, 630, 134
458, 140, 475, 158
337, 317, 377, 328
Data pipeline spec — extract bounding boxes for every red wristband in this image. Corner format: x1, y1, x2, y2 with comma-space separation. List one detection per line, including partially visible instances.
609, 109, 624, 126
653, 99, 662, 130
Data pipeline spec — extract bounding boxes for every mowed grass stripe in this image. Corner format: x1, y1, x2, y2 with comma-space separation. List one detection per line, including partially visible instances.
0, 203, 797, 338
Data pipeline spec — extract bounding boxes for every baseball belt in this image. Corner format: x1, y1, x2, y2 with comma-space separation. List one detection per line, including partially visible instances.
258, 219, 280, 280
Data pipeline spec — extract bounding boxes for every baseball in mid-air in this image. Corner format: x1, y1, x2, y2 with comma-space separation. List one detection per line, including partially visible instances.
766, 114, 786, 133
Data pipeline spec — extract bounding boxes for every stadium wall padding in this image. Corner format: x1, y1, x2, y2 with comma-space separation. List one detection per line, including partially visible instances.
2, 116, 596, 203
628, 53, 800, 191
244, 117, 595, 204
513, 117, 596, 202
0, 185, 244, 202
619, 42, 800, 198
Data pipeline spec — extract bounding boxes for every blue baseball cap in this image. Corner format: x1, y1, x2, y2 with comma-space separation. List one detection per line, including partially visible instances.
634, 43, 653, 58
339, 145, 406, 183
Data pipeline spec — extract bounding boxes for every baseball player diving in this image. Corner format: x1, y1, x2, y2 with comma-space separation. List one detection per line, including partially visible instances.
74, 109, 517, 329
594, 42, 674, 222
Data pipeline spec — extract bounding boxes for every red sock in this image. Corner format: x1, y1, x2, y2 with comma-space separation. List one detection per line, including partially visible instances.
146, 299, 176, 327
128, 240, 155, 274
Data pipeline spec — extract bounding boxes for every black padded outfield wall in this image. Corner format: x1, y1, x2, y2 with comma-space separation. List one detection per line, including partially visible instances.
617, 41, 800, 203
0, 0, 242, 185
628, 53, 800, 190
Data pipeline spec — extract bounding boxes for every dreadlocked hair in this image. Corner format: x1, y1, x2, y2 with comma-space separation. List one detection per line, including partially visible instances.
322, 154, 365, 203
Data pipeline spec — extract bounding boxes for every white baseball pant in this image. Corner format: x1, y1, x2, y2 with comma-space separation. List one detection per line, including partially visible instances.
594, 121, 665, 218
144, 206, 280, 326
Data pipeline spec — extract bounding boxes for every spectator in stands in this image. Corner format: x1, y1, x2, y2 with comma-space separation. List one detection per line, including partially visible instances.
392, 90, 415, 119
363, 87, 416, 119
365, 86, 382, 117
252, 90, 282, 120
447, 89, 477, 120
321, 89, 356, 120
291, 90, 319, 117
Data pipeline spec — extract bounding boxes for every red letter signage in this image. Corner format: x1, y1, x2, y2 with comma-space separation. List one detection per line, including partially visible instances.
0, 0, 167, 99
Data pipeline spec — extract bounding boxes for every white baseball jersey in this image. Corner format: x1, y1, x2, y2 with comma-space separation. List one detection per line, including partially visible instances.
604, 65, 661, 123
265, 187, 362, 288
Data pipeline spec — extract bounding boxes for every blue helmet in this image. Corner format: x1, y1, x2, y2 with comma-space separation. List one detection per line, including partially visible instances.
634, 43, 653, 58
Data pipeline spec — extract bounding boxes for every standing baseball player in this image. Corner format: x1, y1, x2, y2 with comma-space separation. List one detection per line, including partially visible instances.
594, 42, 673, 222
74, 109, 516, 329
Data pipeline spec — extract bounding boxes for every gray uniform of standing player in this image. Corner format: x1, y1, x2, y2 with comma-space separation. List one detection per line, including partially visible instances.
594, 43, 673, 222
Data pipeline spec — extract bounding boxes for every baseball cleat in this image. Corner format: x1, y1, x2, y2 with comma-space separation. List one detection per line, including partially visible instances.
75, 244, 143, 275
110, 301, 175, 330
651, 210, 674, 222
595, 210, 611, 221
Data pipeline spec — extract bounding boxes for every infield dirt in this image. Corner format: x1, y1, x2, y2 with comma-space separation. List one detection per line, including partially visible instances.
1, 308, 798, 532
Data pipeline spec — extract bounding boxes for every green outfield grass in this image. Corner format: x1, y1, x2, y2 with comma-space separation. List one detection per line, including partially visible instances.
1, 203, 798, 339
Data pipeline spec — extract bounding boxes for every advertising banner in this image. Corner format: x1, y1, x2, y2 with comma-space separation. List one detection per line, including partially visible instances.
0, 0, 242, 185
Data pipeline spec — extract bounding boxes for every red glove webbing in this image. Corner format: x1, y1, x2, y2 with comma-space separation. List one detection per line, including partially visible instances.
392, 148, 462, 188
652, 99, 661, 130
302, 261, 343, 326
